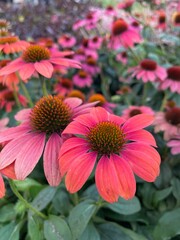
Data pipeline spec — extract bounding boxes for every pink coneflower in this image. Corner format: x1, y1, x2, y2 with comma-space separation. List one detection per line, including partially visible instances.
0, 163, 16, 198
154, 107, 180, 140
129, 59, 167, 82
0, 35, 29, 54
54, 78, 73, 96
0, 95, 97, 186
116, 51, 128, 65
73, 70, 93, 88
37, 37, 56, 49
122, 106, 154, 119
172, 11, 180, 26
67, 90, 85, 102
88, 36, 103, 50
0, 45, 81, 80
105, 5, 117, 17
81, 39, 99, 60
156, 11, 166, 29
0, 89, 27, 112
0, 60, 20, 90
160, 66, 180, 94
58, 34, 76, 49
88, 93, 116, 113
167, 135, 180, 155
110, 19, 141, 49
82, 56, 100, 75
117, 0, 135, 9
73, 48, 86, 62
59, 107, 160, 203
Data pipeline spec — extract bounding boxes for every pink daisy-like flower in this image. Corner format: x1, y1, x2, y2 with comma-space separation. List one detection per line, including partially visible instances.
160, 66, 180, 94
167, 135, 180, 155
154, 107, 180, 140
88, 36, 103, 50
172, 11, 180, 26
116, 51, 128, 65
129, 59, 167, 82
58, 34, 76, 49
0, 35, 29, 54
0, 95, 97, 186
110, 19, 141, 49
117, 0, 135, 9
54, 78, 73, 96
82, 56, 100, 75
59, 107, 160, 203
73, 70, 93, 88
122, 106, 154, 119
0, 45, 81, 80
156, 11, 166, 30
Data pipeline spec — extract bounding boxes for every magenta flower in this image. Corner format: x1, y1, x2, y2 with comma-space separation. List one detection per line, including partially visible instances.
122, 105, 154, 119
58, 34, 76, 49
129, 59, 167, 83
0, 96, 97, 186
0, 45, 81, 80
73, 70, 93, 88
167, 135, 180, 155
59, 107, 160, 203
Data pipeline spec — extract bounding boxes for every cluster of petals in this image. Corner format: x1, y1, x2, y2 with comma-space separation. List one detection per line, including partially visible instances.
0, 46, 81, 80
122, 105, 154, 119
167, 135, 180, 155
58, 34, 76, 49
59, 107, 160, 203
0, 97, 97, 186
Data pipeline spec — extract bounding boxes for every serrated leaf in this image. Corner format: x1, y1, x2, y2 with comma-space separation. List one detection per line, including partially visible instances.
105, 197, 141, 215
79, 222, 100, 240
68, 200, 97, 240
154, 208, 180, 240
44, 215, 72, 240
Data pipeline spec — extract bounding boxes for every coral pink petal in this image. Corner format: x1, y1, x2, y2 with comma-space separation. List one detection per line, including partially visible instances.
65, 152, 97, 193
0, 118, 9, 127
15, 109, 31, 122
64, 97, 82, 109
43, 133, 62, 186
74, 114, 97, 128
72, 102, 98, 118
121, 146, 160, 182
112, 154, 136, 200
125, 129, 157, 147
0, 175, 5, 198
0, 59, 25, 75
15, 133, 46, 180
62, 121, 89, 136
0, 134, 33, 169
19, 63, 35, 80
34, 61, 53, 78
0, 124, 31, 143
91, 107, 109, 123
109, 114, 125, 126
122, 114, 154, 133
59, 145, 89, 176
0, 163, 16, 179
95, 155, 120, 203
59, 137, 88, 156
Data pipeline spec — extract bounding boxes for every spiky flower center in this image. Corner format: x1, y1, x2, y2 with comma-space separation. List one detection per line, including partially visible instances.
30, 95, 72, 134
129, 109, 142, 117
68, 90, 85, 101
112, 19, 128, 35
78, 70, 88, 78
173, 12, 180, 24
0, 36, 18, 44
140, 59, 157, 71
88, 94, 106, 106
165, 107, 180, 126
92, 36, 98, 42
61, 78, 72, 88
86, 56, 96, 66
3, 91, 15, 101
0, 59, 11, 68
159, 14, 166, 24
87, 121, 126, 155
76, 48, 85, 55
82, 39, 89, 48
22, 45, 50, 63
167, 66, 180, 81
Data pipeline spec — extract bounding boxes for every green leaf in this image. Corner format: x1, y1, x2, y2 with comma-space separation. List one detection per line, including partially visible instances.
0, 204, 16, 223
68, 200, 97, 240
44, 215, 72, 240
154, 162, 172, 189
171, 178, 180, 202
28, 215, 44, 240
14, 178, 41, 191
105, 197, 141, 215
79, 222, 100, 240
118, 225, 148, 240
9, 221, 23, 240
0, 222, 18, 240
154, 208, 180, 240
153, 187, 172, 205
29, 186, 57, 215
97, 222, 132, 240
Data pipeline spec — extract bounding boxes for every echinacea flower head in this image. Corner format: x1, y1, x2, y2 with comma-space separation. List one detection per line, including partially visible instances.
0, 45, 81, 80
73, 70, 93, 88
154, 107, 180, 140
167, 135, 180, 155
160, 66, 180, 94
58, 34, 76, 49
54, 78, 73, 96
83, 56, 100, 75
67, 90, 85, 102
172, 11, 180, 26
157, 11, 166, 29
59, 107, 160, 203
129, 59, 167, 82
122, 106, 154, 119
0, 95, 97, 186
110, 19, 141, 49
0, 35, 29, 54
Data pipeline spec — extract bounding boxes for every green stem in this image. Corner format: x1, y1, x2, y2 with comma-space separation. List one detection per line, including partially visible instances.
160, 91, 168, 111
12, 83, 21, 109
142, 83, 148, 105
72, 192, 79, 206
128, 47, 140, 64
20, 80, 34, 108
42, 77, 48, 96
9, 179, 48, 220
